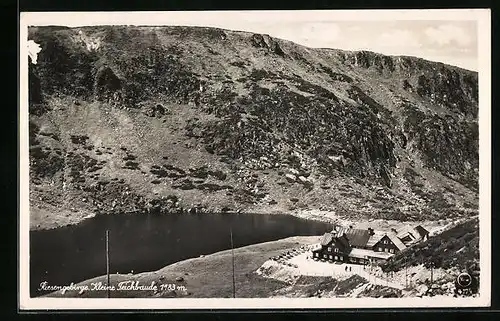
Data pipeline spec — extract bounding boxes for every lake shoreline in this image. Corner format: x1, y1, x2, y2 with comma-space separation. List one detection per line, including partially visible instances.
29, 205, 449, 236
29, 206, 340, 232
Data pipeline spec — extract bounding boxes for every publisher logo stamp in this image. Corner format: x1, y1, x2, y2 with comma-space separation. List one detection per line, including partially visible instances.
456, 272, 472, 288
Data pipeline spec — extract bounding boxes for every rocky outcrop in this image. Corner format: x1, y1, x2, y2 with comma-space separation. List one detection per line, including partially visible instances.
339, 50, 397, 73
143, 103, 170, 118
402, 100, 478, 190
414, 70, 478, 118
251, 34, 286, 57
93, 66, 122, 101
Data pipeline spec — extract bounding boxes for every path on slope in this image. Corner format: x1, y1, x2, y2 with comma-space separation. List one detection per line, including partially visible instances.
281, 251, 405, 290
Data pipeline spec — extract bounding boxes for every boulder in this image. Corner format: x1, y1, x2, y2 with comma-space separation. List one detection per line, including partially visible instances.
208, 169, 227, 180
440, 283, 448, 290
173, 180, 195, 190
298, 176, 309, 183
416, 284, 428, 296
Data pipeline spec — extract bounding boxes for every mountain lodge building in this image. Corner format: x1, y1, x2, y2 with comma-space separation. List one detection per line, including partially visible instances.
312, 224, 429, 265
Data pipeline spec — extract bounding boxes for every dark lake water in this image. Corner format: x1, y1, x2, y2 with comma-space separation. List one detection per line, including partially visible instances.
30, 212, 332, 297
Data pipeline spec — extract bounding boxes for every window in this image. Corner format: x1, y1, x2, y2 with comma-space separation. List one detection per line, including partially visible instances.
378, 247, 382, 252
327, 247, 331, 252
329, 255, 333, 260
384, 248, 388, 252
314, 252, 318, 257
340, 256, 343, 261
335, 248, 339, 253
335, 255, 338, 260
323, 254, 327, 259
390, 248, 394, 253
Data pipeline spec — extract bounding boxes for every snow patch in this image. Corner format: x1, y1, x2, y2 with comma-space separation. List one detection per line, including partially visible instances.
83, 213, 96, 220
27, 40, 42, 64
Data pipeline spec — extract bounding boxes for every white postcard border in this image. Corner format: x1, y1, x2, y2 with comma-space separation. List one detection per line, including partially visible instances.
19, 9, 491, 310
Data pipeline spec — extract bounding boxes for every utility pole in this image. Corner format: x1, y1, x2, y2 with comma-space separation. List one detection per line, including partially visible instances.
430, 262, 434, 285
405, 262, 408, 288
106, 229, 110, 299
230, 227, 236, 298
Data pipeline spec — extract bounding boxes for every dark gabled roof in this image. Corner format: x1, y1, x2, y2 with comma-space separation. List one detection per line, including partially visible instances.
415, 225, 429, 237
318, 232, 352, 253
336, 234, 352, 252
385, 233, 407, 251
320, 233, 333, 246
396, 226, 423, 244
365, 230, 386, 248
328, 225, 427, 251
332, 226, 350, 237
344, 229, 372, 248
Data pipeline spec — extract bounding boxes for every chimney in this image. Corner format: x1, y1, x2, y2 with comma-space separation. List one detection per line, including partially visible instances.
349, 225, 353, 229
368, 227, 374, 235
391, 228, 397, 234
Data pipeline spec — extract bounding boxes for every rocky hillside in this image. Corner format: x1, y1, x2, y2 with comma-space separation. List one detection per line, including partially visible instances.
380, 217, 480, 296
27, 26, 479, 230
382, 217, 479, 274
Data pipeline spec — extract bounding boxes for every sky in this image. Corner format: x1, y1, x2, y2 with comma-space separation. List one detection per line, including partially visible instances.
188, 19, 478, 71
24, 10, 480, 71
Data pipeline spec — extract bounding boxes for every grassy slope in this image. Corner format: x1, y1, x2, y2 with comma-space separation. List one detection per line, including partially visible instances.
46, 236, 317, 298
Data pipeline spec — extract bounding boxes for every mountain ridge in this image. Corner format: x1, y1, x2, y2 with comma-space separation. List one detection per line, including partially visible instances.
27, 25, 479, 230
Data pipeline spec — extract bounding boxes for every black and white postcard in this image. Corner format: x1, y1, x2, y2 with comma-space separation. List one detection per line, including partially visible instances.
19, 9, 491, 309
